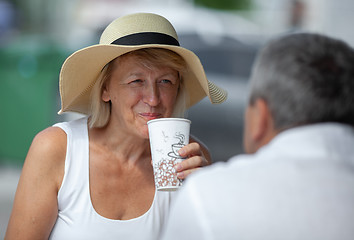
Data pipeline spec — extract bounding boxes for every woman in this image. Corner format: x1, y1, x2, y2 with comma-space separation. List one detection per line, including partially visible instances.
5, 13, 227, 239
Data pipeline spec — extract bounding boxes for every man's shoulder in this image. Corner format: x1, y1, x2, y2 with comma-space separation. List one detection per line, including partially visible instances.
186, 154, 256, 185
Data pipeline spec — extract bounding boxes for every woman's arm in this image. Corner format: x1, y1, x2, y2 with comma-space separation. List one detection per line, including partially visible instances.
174, 135, 212, 179
5, 127, 66, 240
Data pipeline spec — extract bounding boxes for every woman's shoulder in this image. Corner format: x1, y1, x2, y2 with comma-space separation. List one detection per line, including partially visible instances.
28, 126, 67, 172
33, 126, 67, 151
19, 126, 68, 193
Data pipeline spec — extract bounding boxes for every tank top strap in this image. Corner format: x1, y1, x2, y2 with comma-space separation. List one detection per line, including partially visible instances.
53, 117, 91, 213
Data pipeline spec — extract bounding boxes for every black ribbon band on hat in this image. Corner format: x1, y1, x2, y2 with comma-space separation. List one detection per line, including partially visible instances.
111, 32, 180, 46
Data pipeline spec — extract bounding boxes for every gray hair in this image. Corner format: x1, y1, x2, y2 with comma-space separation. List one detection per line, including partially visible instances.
249, 33, 354, 130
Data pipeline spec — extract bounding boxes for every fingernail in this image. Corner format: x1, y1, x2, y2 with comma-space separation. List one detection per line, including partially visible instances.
178, 149, 185, 156
174, 164, 182, 171
177, 172, 184, 179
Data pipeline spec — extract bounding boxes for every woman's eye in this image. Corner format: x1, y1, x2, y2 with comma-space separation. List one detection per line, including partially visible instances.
129, 79, 143, 84
160, 79, 173, 84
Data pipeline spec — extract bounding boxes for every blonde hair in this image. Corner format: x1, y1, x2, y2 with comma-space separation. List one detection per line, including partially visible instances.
89, 48, 188, 128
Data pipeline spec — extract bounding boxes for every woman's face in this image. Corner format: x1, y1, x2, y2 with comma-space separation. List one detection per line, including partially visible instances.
102, 54, 180, 139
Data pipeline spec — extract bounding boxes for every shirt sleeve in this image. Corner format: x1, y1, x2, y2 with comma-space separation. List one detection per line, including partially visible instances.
159, 178, 214, 240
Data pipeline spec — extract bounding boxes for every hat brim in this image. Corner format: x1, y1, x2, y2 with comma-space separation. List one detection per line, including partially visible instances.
58, 44, 227, 115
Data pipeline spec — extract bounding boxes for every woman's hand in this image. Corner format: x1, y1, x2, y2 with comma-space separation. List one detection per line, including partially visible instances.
174, 136, 212, 179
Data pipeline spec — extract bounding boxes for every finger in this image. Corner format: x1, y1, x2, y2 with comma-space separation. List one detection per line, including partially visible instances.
177, 167, 201, 179
178, 142, 201, 158
174, 155, 206, 172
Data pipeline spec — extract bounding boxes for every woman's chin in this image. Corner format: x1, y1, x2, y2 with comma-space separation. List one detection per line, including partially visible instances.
140, 126, 150, 140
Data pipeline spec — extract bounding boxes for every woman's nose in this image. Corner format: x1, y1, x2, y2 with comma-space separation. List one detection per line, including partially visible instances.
143, 83, 160, 106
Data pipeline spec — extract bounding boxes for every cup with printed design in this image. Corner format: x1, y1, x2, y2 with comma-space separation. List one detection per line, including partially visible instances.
147, 118, 191, 191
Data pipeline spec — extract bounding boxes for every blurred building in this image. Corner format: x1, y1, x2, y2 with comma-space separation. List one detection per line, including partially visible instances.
252, 0, 354, 47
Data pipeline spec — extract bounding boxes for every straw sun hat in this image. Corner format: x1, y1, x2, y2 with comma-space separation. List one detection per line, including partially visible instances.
58, 12, 227, 115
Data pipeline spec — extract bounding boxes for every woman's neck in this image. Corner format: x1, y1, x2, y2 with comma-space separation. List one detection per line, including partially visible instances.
89, 122, 151, 165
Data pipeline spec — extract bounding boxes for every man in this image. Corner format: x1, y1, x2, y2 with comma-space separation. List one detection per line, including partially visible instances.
160, 33, 354, 240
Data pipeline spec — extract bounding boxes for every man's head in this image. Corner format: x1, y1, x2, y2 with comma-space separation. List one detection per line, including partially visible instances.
244, 33, 354, 153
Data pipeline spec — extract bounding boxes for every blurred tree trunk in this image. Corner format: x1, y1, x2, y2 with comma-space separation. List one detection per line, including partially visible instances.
8, 0, 56, 33
193, 0, 252, 10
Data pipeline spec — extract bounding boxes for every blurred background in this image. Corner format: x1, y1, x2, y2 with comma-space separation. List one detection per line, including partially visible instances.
1, 0, 354, 236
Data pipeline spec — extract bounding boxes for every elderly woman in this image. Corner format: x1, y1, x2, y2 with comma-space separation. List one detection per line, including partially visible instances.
5, 13, 227, 239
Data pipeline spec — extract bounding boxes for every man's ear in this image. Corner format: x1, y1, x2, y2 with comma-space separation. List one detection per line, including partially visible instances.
244, 98, 276, 153
252, 98, 271, 142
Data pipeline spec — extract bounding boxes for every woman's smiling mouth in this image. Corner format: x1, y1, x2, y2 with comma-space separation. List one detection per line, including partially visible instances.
139, 112, 162, 121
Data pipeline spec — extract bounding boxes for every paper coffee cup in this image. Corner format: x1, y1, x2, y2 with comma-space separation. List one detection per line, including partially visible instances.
147, 118, 191, 191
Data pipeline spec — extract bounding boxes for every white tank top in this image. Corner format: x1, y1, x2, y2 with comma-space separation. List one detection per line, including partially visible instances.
49, 117, 176, 239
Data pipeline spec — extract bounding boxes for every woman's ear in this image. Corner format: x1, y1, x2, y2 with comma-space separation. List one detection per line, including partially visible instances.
101, 84, 110, 102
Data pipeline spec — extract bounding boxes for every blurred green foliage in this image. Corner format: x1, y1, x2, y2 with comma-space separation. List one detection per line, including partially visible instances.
194, 0, 252, 10
0, 36, 67, 166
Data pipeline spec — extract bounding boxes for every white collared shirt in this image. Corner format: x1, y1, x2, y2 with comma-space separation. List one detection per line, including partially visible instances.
161, 123, 354, 240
